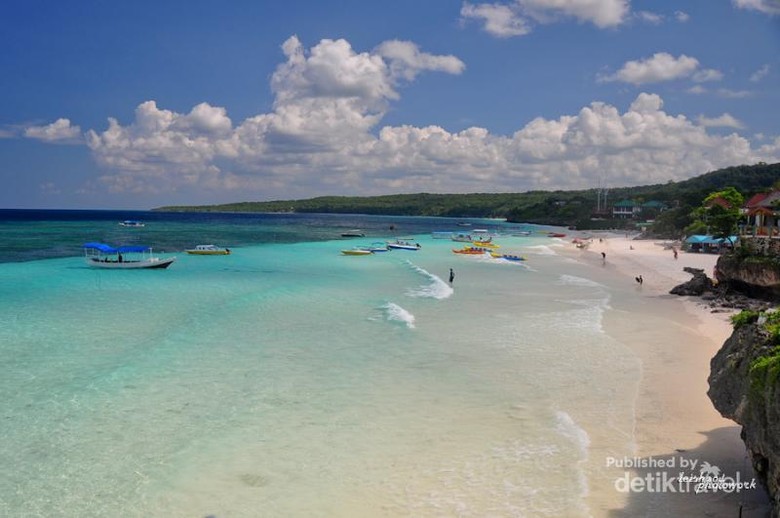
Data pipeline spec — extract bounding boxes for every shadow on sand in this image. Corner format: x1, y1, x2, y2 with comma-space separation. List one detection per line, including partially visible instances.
606, 426, 771, 517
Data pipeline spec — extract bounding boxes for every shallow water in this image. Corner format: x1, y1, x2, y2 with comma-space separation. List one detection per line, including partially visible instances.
0, 212, 645, 516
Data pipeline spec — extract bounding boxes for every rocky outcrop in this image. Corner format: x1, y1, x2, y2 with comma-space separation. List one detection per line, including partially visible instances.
716, 253, 780, 300
709, 322, 780, 516
669, 267, 714, 296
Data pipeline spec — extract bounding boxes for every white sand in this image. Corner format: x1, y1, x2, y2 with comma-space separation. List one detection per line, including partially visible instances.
564, 234, 770, 516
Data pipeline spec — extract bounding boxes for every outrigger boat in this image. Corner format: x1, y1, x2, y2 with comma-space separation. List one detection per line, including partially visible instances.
387, 239, 421, 250
83, 242, 175, 269
341, 229, 366, 237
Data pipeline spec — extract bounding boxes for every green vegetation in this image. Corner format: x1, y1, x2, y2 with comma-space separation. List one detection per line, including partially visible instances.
731, 309, 760, 329
156, 162, 780, 233
750, 346, 780, 395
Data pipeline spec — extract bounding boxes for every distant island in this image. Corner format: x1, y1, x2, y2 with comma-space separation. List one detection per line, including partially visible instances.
156, 162, 780, 233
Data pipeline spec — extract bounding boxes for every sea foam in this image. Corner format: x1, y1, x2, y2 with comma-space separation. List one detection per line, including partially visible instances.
404, 261, 453, 299
382, 302, 416, 328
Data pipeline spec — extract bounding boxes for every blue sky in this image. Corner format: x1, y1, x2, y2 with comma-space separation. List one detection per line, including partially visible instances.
1, 0, 779, 209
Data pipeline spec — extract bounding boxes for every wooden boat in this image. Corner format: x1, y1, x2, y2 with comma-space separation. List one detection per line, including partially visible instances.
83, 243, 175, 269
186, 244, 231, 255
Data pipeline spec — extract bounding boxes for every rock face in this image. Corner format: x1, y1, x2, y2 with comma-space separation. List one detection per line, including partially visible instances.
669, 267, 714, 296
709, 323, 780, 516
716, 254, 780, 300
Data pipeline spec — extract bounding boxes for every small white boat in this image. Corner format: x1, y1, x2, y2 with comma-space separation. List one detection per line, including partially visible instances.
387, 240, 421, 251
119, 220, 145, 227
186, 244, 231, 255
83, 243, 175, 269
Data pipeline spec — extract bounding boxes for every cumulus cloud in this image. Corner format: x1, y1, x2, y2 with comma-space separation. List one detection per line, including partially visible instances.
732, 0, 780, 15
636, 11, 663, 24
460, 3, 531, 37
675, 10, 690, 22
375, 40, 466, 81
461, 0, 629, 37
24, 118, 82, 143
750, 64, 770, 82
599, 52, 721, 85
697, 113, 745, 129
80, 37, 779, 198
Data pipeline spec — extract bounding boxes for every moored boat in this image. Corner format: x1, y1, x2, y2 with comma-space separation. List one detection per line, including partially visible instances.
387, 239, 421, 250
341, 248, 374, 256
341, 229, 366, 237
186, 244, 231, 255
83, 243, 175, 269
119, 220, 145, 227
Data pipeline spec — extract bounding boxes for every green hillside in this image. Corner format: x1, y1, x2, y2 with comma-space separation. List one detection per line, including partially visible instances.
155, 162, 780, 230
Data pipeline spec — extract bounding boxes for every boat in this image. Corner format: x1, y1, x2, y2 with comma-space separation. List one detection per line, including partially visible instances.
83, 242, 175, 269
431, 231, 454, 239
387, 240, 421, 250
341, 248, 373, 256
363, 242, 390, 252
472, 241, 499, 248
341, 230, 366, 237
451, 232, 474, 243
490, 252, 526, 261
547, 232, 567, 238
453, 246, 490, 255
119, 220, 145, 227
186, 244, 231, 255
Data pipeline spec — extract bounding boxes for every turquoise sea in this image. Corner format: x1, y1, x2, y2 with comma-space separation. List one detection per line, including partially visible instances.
0, 210, 644, 517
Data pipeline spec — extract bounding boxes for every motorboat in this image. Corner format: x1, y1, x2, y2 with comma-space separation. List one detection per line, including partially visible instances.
341, 230, 366, 237
387, 240, 421, 250
83, 242, 175, 269
341, 248, 373, 256
119, 220, 145, 227
186, 244, 231, 255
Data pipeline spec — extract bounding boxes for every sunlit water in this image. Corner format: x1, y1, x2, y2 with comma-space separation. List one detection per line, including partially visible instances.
0, 212, 644, 517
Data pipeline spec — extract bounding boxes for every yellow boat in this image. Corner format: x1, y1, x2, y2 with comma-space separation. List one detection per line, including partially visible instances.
341, 248, 373, 256
186, 244, 231, 255
472, 241, 499, 248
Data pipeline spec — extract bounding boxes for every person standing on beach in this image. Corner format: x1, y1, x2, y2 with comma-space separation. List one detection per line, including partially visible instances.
449, 268, 455, 284
673, 248, 678, 260
601, 251, 606, 264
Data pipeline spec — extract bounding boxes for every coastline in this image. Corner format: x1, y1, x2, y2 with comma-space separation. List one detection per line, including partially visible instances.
563, 235, 771, 516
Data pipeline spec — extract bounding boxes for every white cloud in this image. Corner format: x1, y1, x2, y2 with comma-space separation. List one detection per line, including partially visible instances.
81, 37, 779, 198
636, 11, 663, 24
750, 64, 770, 82
717, 88, 751, 98
732, 0, 780, 15
674, 10, 690, 22
24, 118, 82, 143
697, 113, 745, 129
375, 40, 466, 81
692, 68, 724, 82
600, 53, 701, 85
460, 3, 531, 37
461, 0, 629, 37
687, 85, 708, 95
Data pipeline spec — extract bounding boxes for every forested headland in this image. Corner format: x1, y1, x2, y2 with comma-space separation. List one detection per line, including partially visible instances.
156, 162, 780, 234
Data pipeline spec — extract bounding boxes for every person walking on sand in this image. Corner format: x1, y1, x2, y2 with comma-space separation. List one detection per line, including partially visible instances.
673, 248, 678, 260
601, 251, 606, 263
449, 268, 455, 284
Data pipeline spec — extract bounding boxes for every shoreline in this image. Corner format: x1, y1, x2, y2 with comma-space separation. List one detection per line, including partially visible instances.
562, 235, 771, 516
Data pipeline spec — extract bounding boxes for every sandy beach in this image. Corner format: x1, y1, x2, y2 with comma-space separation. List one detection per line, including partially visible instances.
564, 234, 771, 516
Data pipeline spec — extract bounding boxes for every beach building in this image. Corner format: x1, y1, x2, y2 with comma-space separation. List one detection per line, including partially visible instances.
684, 234, 738, 253
742, 190, 780, 237
612, 199, 668, 219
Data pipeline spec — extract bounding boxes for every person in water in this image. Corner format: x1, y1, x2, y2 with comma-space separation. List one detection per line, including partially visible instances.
449, 268, 455, 284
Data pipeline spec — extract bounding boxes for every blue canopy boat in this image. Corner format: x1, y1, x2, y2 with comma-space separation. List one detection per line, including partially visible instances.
83, 242, 175, 269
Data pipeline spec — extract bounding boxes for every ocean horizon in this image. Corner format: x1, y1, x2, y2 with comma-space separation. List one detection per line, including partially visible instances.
1, 210, 648, 516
